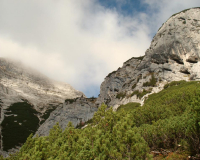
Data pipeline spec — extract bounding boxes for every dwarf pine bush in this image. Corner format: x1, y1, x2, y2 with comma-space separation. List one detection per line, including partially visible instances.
4, 81, 200, 159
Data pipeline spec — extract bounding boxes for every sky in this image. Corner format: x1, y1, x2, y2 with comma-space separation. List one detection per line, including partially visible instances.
0, 0, 200, 97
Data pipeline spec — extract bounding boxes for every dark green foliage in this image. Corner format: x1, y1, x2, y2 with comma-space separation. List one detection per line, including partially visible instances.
0, 99, 3, 104
1, 102, 39, 151
132, 84, 136, 90
8, 105, 151, 160
117, 102, 140, 113
164, 80, 186, 89
120, 81, 200, 153
116, 92, 126, 99
65, 99, 76, 104
76, 118, 93, 129
87, 97, 97, 103
131, 88, 152, 99
143, 73, 157, 87
5, 81, 200, 159
136, 74, 142, 83
40, 106, 57, 125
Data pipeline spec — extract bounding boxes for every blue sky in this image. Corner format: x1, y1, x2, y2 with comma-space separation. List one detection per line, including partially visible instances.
0, 0, 200, 97
99, 0, 148, 15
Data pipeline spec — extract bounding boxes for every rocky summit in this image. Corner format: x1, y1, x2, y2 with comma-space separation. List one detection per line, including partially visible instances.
0, 58, 84, 153
96, 8, 200, 110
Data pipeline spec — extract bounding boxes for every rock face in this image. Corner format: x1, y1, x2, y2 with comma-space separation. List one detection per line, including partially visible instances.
35, 97, 98, 137
96, 8, 200, 110
0, 58, 84, 152
0, 58, 84, 111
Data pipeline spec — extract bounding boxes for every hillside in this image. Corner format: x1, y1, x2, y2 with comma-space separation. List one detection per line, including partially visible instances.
0, 58, 84, 153
3, 80, 200, 159
33, 7, 200, 142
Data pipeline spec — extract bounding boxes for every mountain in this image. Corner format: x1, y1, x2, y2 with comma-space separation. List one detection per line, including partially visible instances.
1, 7, 200, 158
8, 80, 200, 159
96, 7, 200, 110
34, 7, 200, 141
0, 58, 84, 152
7, 8, 200, 159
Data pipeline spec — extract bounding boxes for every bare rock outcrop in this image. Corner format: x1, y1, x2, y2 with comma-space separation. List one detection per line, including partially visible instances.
0, 58, 84, 111
96, 8, 200, 110
35, 97, 98, 137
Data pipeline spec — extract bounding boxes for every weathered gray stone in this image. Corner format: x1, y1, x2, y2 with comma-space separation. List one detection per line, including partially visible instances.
35, 97, 98, 137
0, 57, 84, 152
96, 8, 200, 109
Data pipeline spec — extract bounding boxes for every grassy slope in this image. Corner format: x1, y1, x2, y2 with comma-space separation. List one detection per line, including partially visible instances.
118, 80, 200, 158
3, 81, 200, 159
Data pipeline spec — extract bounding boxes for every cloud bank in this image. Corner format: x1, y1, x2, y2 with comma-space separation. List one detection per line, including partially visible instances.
0, 0, 200, 97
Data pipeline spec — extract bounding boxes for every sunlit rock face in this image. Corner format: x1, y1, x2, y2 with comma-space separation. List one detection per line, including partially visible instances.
96, 8, 200, 110
0, 58, 84, 111
0, 57, 84, 153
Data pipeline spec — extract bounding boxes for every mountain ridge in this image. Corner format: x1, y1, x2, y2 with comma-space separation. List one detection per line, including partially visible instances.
96, 7, 200, 110
0, 57, 84, 153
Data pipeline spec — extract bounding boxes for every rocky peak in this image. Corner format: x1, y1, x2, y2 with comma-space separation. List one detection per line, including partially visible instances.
96, 8, 200, 110
0, 57, 85, 153
0, 57, 84, 110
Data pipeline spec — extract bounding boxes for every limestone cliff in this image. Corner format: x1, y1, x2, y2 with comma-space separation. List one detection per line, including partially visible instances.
96, 8, 200, 110
34, 8, 200, 139
35, 97, 98, 137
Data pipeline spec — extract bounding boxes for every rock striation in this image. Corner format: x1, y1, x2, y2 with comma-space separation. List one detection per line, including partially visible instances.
96, 8, 200, 110
35, 97, 98, 137
0, 58, 84, 111
0, 58, 84, 153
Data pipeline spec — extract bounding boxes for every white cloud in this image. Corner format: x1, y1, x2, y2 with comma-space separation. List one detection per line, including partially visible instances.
143, 0, 200, 32
0, 0, 200, 97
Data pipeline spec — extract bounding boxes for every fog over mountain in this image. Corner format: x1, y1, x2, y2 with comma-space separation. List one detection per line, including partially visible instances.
0, 0, 200, 97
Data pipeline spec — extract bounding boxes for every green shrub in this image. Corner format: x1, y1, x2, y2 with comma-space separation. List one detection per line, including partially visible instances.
143, 73, 156, 87
131, 88, 152, 99
117, 102, 140, 113
40, 106, 57, 125
132, 84, 136, 90
164, 80, 186, 89
6, 81, 200, 159
116, 92, 126, 99
1, 102, 39, 151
